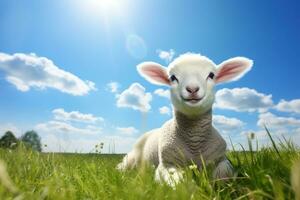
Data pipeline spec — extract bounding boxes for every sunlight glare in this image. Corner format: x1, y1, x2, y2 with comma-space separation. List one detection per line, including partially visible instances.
82, 0, 124, 18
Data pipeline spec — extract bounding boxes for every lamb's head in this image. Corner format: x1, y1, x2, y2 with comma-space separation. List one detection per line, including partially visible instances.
137, 53, 253, 117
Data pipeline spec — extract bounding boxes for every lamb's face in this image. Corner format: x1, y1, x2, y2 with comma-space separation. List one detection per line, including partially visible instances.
137, 53, 253, 118
168, 56, 217, 116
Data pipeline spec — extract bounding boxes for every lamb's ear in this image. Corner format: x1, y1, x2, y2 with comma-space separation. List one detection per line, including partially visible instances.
137, 62, 170, 86
216, 57, 253, 84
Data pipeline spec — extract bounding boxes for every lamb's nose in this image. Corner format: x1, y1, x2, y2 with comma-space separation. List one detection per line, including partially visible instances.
186, 86, 200, 94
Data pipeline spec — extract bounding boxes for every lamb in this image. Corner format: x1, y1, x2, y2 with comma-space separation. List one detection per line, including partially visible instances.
117, 53, 253, 186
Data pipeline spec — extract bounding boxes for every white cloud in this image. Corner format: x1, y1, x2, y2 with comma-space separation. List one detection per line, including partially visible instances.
35, 121, 102, 136
102, 135, 137, 153
224, 99, 300, 149
34, 116, 138, 153
41, 134, 99, 153
257, 112, 300, 128
34, 106, 140, 153
156, 49, 175, 63
213, 115, 245, 132
52, 108, 103, 124
154, 88, 170, 99
116, 82, 152, 112
86, 80, 97, 91
0, 120, 138, 153
240, 128, 300, 149
106, 81, 120, 93
275, 99, 300, 114
116, 126, 138, 135
213, 115, 246, 150
159, 106, 171, 115
291, 128, 300, 145
240, 129, 268, 140
0, 52, 96, 95
215, 87, 273, 112
230, 112, 300, 149
6, 76, 30, 92
42, 134, 137, 153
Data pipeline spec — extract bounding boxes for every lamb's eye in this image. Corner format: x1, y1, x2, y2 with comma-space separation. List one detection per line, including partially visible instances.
208, 72, 215, 79
170, 75, 178, 83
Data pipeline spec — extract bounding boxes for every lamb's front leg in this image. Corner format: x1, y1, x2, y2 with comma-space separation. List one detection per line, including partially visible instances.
213, 157, 234, 180
155, 163, 183, 187
155, 139, 188, 187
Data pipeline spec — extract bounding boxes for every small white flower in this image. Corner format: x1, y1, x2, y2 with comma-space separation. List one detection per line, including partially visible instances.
189, 164, 197, 170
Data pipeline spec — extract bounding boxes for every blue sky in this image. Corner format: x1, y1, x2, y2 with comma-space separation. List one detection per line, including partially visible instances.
0, 0, 300, 153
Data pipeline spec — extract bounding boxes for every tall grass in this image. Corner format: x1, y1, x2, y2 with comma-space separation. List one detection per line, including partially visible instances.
0, 131, 299, 199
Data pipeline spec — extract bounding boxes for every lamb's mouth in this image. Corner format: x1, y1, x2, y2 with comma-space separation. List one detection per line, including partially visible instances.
181, 96, 203, 104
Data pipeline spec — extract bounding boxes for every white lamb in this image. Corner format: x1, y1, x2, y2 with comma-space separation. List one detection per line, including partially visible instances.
117, 53, 253, 186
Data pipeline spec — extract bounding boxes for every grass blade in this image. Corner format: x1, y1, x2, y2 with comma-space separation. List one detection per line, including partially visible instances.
264, 125, 281, 159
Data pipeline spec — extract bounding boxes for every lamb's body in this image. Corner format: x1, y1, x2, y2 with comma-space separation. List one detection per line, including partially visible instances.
118, 110, 232, 183
118, 53, 253, 186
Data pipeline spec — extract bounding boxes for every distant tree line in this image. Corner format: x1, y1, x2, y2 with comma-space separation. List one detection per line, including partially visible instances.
0, 130, 42, 152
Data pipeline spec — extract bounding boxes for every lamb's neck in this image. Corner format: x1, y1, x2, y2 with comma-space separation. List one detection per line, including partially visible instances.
173, 109, 213, 137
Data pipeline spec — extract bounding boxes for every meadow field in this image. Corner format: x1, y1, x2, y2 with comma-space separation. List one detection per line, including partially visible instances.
0, 136, 300, 200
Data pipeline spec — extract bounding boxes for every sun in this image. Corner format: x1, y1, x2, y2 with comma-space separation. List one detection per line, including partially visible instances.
80, 0, 125, 18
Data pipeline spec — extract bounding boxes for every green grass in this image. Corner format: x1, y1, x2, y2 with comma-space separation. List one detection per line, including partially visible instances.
0, 138, 300, 199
